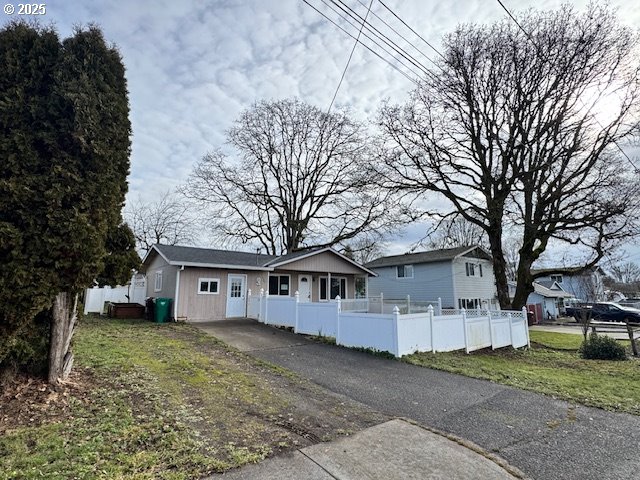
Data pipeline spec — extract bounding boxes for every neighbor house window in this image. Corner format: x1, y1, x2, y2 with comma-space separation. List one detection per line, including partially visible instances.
465, 262, 483, 277
198, 278, 219, 294
397, 265, 414, 278
154, 271, 163, 292
458, 298, 482, 309
268, 274, 290, 296
355, 276, 367, 298
550, 274, 563, 283
320, 277, 347, 300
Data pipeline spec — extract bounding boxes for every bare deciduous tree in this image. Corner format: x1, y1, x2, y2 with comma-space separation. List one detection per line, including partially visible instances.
377, 4, 640, 309
424, 215, 489, 251
183, 98, 409, 255
125, 192, 196, 254
610, 261, 640, 284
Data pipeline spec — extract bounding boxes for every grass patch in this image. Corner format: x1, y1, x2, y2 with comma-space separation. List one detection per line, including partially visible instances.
404, 330, 640, 415
0, 317, 308, 479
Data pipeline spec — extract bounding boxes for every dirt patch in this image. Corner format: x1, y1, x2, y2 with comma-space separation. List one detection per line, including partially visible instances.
0, 367, 95, 434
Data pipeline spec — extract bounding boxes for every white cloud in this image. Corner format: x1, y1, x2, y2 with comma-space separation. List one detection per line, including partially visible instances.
9, 0, 639, 253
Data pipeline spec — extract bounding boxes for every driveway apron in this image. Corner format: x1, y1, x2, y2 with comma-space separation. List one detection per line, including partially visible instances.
196, 319, 640, 480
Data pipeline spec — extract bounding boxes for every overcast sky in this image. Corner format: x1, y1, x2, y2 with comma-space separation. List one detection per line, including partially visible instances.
5, 0, 640, 259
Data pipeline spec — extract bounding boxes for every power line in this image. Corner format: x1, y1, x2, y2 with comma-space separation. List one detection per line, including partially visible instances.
377, 0, 445, 60
495, 0, 640, 174
326, 0, 374, 113
319, 0, 428, 80
302, 0, 420, 86
330, 0, 435, 76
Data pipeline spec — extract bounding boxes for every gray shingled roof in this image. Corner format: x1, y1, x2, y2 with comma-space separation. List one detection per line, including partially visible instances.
365, 246, 486, 268
154, 244, 277, 268
263, 246, 326, 266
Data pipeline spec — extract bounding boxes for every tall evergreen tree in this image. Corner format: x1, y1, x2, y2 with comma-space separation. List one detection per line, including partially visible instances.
0, 22, 133, 383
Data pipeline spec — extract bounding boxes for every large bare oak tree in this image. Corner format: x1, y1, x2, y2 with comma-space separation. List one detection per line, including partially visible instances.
183, 98, 408, 255
377, 3, 640, 309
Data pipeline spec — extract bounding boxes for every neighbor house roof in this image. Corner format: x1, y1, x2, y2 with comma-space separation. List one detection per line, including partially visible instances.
532, 266, 605, 276
365, 246, 489, 269
141, 244, 375, 275
532, 281, 574, 299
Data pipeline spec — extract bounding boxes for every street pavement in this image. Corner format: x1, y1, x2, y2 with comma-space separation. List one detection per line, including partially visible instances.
198, 319, 640, 480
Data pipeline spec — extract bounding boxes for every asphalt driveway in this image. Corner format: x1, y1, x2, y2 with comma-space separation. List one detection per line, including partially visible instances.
198, 319, 640, 480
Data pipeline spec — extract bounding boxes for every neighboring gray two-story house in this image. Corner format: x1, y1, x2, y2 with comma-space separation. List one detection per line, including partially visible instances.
365, 246, 499, 309
532, 266, 605, 302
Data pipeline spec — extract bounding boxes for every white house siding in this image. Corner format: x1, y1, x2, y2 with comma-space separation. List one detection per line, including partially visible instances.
367, 261, 455, 307
145, 254, 178, 301
452, 257, 498, 308
177, 268, 268, 322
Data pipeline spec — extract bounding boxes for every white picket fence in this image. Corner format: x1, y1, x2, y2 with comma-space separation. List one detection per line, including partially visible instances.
83, 275, 147, 314
246, 290, 529, 357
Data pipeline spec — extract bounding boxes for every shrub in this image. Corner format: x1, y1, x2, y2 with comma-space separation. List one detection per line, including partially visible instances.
579, 333, 627, 361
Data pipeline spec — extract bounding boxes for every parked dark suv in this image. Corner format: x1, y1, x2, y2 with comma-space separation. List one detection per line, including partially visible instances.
590, 302, 640, 323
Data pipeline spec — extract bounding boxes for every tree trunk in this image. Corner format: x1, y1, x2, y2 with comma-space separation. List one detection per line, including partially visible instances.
48, 292, 77, 385
511, 254, 536, 310
486, 223, 512, 309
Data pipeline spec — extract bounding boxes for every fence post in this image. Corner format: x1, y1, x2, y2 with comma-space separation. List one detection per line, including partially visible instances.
406, 294, 411, 314
264, 290, 270, 325
380, 292, 384, 313
259, 288, 264, 322
392, 305, 400, 357
438, 297, 442, 316
294, 291, 300, 333
508, 312, 513, 347
336, 297, 342, 346
488, 309, 494, 350
335, 295, 341, 312
427, 304, 434, 353
462, 307, 469, 354
522, 306, 530, 347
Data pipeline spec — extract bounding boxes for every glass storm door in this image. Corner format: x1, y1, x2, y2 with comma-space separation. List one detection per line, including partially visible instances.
226, 274, 247, 317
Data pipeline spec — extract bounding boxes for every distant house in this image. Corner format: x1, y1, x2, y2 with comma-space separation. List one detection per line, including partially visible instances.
365, 246, 498, 309
508, 280, 573, 321
141, 244, 375, 322
532, 266, 605, 302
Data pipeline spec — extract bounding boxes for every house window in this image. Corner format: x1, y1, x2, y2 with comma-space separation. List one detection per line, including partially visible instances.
198, 278, 219, 294
268, 274, 290, 296
550, 274, 563, 283
458, 298, 482, 309
465, 262, 483, 277
320, 277, 347, 300
154, 271, 163, 292
355, 276, 367, 298
397, 264, 414, 278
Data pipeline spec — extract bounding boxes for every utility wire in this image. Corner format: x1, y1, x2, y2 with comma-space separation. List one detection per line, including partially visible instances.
353, 0, 442, 68
326, 0, 374, 113
303, 0, 420, 86
330, 0, 435, 77
377, 0, 446, 60
495, 0, 640, 173
319, 0, 428, 80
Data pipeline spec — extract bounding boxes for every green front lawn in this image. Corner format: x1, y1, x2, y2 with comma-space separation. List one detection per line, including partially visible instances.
0, 317, 383, 480
404, 331, 640, 415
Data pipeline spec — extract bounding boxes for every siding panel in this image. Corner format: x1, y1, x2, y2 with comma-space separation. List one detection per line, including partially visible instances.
368, 261, 455, 307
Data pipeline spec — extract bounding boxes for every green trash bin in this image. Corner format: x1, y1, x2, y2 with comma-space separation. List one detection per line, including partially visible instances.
154, 298, 172, 323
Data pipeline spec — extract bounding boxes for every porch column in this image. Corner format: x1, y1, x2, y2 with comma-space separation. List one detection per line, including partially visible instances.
327, 272, 331, 300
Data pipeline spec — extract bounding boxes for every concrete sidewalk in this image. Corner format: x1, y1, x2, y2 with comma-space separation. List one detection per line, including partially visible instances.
209, 419, 520, 479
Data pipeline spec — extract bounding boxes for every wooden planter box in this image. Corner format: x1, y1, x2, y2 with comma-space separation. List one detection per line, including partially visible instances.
107, 302, 145, 319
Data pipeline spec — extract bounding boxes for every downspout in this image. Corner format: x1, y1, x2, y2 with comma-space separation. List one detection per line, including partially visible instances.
174, 265, 184, 321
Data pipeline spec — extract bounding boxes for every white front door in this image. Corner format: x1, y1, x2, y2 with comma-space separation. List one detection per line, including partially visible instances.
226, 274, 247, 317
298, 275, 312, 302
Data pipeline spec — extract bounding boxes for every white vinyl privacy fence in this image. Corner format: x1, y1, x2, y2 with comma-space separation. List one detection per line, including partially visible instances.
84, 275, 147, 314
246, 290, 529, 357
